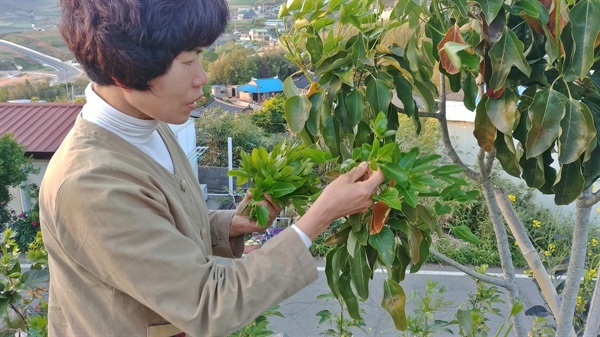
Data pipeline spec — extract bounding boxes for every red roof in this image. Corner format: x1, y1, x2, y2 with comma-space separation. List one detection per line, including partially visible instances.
0, 102, 83, 158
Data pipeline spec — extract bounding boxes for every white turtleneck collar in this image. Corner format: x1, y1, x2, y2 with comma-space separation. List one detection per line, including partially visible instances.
80, 83, 174, 173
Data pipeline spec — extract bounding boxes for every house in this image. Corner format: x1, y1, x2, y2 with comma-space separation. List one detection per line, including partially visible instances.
236, 77, 283, 103
249, 28, 270, 42
0, 102, 205, 216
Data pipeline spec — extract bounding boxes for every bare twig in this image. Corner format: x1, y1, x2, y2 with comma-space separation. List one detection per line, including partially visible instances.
437, 75, 480, 182
429, 247, 509, 288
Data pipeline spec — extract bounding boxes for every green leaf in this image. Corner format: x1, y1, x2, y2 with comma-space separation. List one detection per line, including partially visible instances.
369, 228, 396, 266
558, 99, 596, 165
520, 155, 546, 189
374, 187, 402, 210
339, 272, 362, 320
345, 89, 364, 129
325, 249, 340, 298
462, 75, 477, 111
350, 244, 371, 300
565, 0, 600, 80
494, 132, 521, 177
381, 278, 408, 331
525, 88, 568, 158
285, 95, 311, 133
270, 182, 298, 198
473, 96, 497, 152
283, 76, 299, 98
256, 204, 270, 227
452, 225, 481, 244
486, 89, 519, 136
456, 309, 475, 336
393, 76, 418, 118
366, 77, 393, 115
553, 161, 585, 205
479, 0, 504, 22
488, 28, 532, 91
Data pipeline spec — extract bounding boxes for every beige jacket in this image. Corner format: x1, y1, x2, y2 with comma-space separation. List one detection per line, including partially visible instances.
39, 117, 318, 337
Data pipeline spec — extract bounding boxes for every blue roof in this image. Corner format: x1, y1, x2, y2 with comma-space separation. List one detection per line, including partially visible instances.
237, 77, 283, 93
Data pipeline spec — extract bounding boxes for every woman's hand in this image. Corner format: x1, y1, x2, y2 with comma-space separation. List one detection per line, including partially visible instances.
229, 192, 282, 237
296, 161, 384, 240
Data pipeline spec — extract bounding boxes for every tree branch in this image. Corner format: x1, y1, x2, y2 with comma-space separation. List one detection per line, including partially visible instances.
418, 112, 441, 119
484, 149, 496, 175
437, 75, 480, 182
494, 188, 566, 322
582, 189, 600, 207
584, 275, 600, 337
429, 247, 509, 288
556, 189, 594, 337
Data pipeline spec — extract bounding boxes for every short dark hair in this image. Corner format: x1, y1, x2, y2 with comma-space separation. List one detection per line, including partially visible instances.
59, 0, 229, 91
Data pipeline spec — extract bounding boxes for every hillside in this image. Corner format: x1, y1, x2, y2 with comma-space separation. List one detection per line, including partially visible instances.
0, 0, 61, 34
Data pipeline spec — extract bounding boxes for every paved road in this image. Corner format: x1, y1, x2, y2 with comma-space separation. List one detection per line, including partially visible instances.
0, 39, 80, 83
269, 262, 545, 336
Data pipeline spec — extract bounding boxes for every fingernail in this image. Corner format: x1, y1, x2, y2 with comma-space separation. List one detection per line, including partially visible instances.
359, 161, 367, 168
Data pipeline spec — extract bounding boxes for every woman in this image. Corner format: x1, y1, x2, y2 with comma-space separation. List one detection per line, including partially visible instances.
39, 0, 384, 336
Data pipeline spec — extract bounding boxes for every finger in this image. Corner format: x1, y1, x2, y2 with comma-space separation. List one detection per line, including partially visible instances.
345, 161, 369, 182
262, 194, 282, 212
361, 166, 385, 191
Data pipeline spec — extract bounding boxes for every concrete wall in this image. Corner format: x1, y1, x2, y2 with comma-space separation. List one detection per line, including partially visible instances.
198, 166, 249, 194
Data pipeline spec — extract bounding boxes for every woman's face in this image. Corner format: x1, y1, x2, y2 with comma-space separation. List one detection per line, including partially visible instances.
121, 48, 207, 124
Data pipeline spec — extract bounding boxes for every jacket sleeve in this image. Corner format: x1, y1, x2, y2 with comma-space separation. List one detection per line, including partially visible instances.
207, 210, 245, 258
52, 167, 318, 336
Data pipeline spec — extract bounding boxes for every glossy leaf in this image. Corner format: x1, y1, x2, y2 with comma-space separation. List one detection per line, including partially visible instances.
366, 77, 393, 115
553, 161, 585, 205
452, 225, 481, 244
256, 204, 270, 227
283, 76, 299, 98
381, 278, 408, 331
438, 25, 466, 75
408, 224, 423, 264
473, 96, 497, 152
269, 182, 298, 198
565, 0, 600, 80
285, 95, 311, 133
370, 201, 391, 234
369, 227, 396, 266
479, 0, 504, 22
339, 272, 362, 320
525, 89, 568, 158
350, 244, 371, 300
345, 89, 364, 129
558, 99, 596, 164
488, 28, 532, 92
486, 89, 519, 136
494, 132, 521, 177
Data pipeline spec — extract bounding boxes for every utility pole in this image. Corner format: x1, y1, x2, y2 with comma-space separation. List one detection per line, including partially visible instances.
63, 69, 70, 101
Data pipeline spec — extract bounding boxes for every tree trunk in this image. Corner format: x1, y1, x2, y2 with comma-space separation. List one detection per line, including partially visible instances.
495, 188, 577, 337
556, 188, 593, 337
480, 175, 527, 336
584, 274, 600, 337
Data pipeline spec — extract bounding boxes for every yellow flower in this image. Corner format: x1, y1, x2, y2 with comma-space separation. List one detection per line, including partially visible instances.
544, 250, 551, 256
549, 244, 556, 252
514, 241, 519, 247
597, 207, 600, 213
532, 220, 541, 228
508, 194, 517, 202
592, 238, 598, 247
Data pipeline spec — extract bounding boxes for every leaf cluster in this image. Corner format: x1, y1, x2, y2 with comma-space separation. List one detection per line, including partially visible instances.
227, 140, 333, 226
0, 229, 49, 336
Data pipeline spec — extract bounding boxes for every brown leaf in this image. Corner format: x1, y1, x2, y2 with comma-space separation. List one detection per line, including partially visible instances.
438, 25, 466, 75
370, 201, 391, 235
